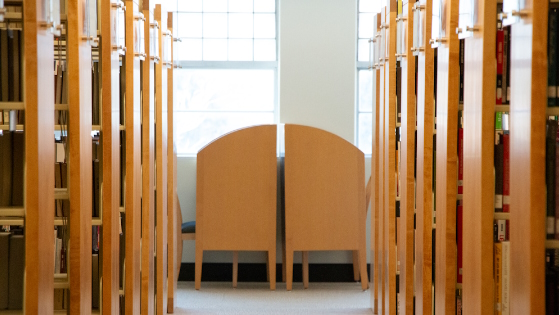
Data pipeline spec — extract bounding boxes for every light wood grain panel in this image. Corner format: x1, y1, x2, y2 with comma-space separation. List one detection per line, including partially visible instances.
141, 2, 156, 314
383, 3, 397, 314
370, 13, 381, 314
125, 0, 142, 313
414, 0, 435, 314
509, 0, 548, 313
461, 0, 496, 313
377, 9, 386, 315
284, 124, 367, 291
195, 125, 277, 290
68, 0, 94, 312
101, 0, 122, 313
397, 2, 415, 314
154, 5, 168, 315
24, 1, 55, 313
166, 11, 177, 314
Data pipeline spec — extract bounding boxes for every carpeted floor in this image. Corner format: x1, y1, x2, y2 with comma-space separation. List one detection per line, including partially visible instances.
173, 282, 373, 315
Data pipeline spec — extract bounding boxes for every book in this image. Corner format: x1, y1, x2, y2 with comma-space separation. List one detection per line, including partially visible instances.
9, 30, 20, 102
92, 253, 100, 308
458, 128, 463, 194
548, 8, 559, 107
0, 132, 13, 206
494, 242, 502, 314
502, 133, 510, 213
55, 237, 62, 273
497, 220, 506, 242
457, 202, 463, 283
92, 62, 99, 125
93, 159, 100, 217
8, 234, 24, 310
456, 289, 462, 315
459, 39, 464, 104
495, 139, 504, 212
502, 27, 509, 105
547, 121, 558, 239
0, 232, 9, 309
11, 131, 24, 206
0, 29, 8, 103
545, 249, 559, 315
496, 29, 504, 104
502, 241, 510, 315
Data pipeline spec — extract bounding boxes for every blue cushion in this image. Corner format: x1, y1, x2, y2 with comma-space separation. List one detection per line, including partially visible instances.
181, 221, 196, 234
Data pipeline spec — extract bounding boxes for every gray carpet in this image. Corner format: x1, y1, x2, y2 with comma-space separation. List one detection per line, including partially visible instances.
173, 282, 373, 315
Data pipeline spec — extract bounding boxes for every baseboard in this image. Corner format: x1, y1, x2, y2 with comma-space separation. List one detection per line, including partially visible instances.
178, 263, 371, 283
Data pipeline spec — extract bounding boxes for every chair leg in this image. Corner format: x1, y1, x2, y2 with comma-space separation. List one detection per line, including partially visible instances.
352, 250, 360, 282
302, 251, 309, 289
232, 251, 238, 288
359, 249, 368, 291
268, 249, 276, 290
286, 248, 293, 291
195, 246, 203, 290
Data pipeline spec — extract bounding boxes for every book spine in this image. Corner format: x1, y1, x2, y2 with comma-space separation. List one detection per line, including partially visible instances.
502, 241, 510, 315
547, 121, 557, 239
548, 8, 559, 107
495, 140, 504, 212
502, 133, 510, 213
460, 39, 464, 104
8, 235, 24, 310
494, 242, 503, 315
458, 128, 463, 194
0, 233, 9, 309
457, 202, 463, 283
502, 27, 509, 105
496, 29, 504, 104
497, 219, 506, 242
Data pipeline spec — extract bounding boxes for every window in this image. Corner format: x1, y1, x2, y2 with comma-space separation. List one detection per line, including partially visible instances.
356, 0, 380, 155
169, 0, 278, 156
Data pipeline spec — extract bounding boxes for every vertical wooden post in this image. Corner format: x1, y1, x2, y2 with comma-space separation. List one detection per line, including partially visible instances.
460, 0, 496, 313
67, 0, 93, 312
24, 0, 55, 313
125, 0, 143, 313
101, 0, 123, 313
414, 0, 435, 314
377, 8, 386, 315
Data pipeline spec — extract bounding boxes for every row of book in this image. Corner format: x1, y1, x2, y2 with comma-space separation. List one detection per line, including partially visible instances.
0, 131, 24, 207
548, 7, 559, 107
0, 231, 24, 310
494, 241, 511, 315
496, 24, 510, 105
546, 119, 559, 240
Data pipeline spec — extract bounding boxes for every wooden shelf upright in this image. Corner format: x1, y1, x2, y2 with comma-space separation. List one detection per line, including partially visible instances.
396, 1, 415, 313
458, 0, 496, 313
101, 0, 125, 313
412, 0, 435, 313
141, 0, 156, 313
67, 0, 94, 312
166, 11, 178, 314
154, 4, 168, 315
124, 0, 143, 313
23, 0, 56, 313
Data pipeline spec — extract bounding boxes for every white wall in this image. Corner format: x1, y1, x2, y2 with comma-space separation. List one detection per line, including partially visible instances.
178, 0, 373, 264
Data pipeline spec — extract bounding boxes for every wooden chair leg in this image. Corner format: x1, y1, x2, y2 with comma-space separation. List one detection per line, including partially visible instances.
359, 249, 368, 291
286, 248, 294, 291
195, 246, 203, 290
302, 251, 309, 289
352, 250, 360, 282
232, 251, 238, 288
268, 249, 276, 290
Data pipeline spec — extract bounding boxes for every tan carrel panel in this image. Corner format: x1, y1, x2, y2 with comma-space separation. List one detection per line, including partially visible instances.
195, 125, 277, 291
284, 124, 368, 291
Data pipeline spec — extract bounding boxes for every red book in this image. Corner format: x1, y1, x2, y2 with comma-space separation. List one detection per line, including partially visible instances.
503, 133, 510, 213
496, 30, 504, 104
458, 128, 463, 194
457, 202, 463, 283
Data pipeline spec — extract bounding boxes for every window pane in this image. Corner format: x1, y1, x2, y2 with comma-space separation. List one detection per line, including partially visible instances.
175, 112, 275, 155
359, 0, 375, 13
357, 38, 370, 62
358, 113, 372, 154
174, 69, 275, 111
203, 0, 227, 12
254, 14, 275, 38
173, 12, 178, 36
358, 13, 374, 38
203, 39, 228, 60
178, 0, 202, 12
358, 70, 373, 112
229, 13, 253, 38
175, 38, 202, 60
229, 0, 253, 12
254, 39, 276, 61
203, 13, 228, 38
178, 13, 202, 38
254, 0, 275, 12
228, 39, 253, 60
166, 0, 177, 12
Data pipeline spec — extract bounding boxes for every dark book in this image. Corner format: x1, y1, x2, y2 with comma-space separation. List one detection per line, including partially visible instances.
0, 132, 13, 206
546, 121, 558, 239
459, 39, 464, 104
93, 159, 100, 217
92, 226, 99, 253
55, 63, 63, 104
457, 202, 463, 283
92, 253, 100, 309
61, 67, 68, 105
92, 62, 99, 125
120, 130, 126, 206
396, 66, 402, 124
555, 132, 559, 240
496, 29, 504, 104
548, 8, 559, 107
8, 234, 24, 310
119, 213, 126, 288
11, 131, 24, 206
502, 27, 509, 105
495, 140, 504, 212
120, 64, 126, 125
0, 232, 9, 309
545, 248, 559, 315
502, 133, 510, 213
506, 28, 512, 103
0, 29, 8, 102
458, 128, 463, 194
11, 30, 20, 102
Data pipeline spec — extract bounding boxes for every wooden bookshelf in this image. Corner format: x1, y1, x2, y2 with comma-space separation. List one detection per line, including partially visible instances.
459, 0, 497, 313
67, 0, 93, 312
24, 0, 56, 313
397, 1, 415, 313
166, 11, 178, 314
506, 0, 549, 313
154, 4, 168, 315
124, 0, 143, 313
141, 0, 156, 313
413, 0, 435, 314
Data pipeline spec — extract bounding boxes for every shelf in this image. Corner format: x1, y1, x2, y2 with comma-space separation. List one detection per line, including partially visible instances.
0, 207, 24, 217
3, 12, 22, 20
0, 102, 24, 110
0, 217, 23, 225
55, 104, 68, 111
457, 194, 463, 200
0, 124, 23, 131
54, 274, 69, 289
459, 104, 463, 111
0, 310, 23, 315
456, 283, 463, 289
493, 212, 510, 220
545, 240, 559, 249
54, 188, 69, 200
120, 206, 125, 213
546, 107, 559, 116
495, 105, 510, 112
119, 289, 124, 296
54, 218, 102, 226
